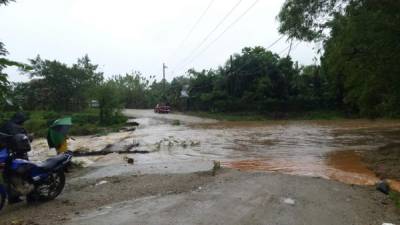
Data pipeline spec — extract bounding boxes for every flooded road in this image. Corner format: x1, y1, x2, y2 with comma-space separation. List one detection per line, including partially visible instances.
6, 109, 400, 225
123, 110, 400, 187
29, 109, 400, 186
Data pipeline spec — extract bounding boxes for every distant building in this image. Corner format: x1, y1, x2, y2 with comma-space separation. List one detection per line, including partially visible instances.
90, 100, 99, 108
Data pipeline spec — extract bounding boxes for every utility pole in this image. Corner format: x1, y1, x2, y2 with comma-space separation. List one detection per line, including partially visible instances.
162, 63, 168, 99
229, 55, 233, 94
287, 38, 293, 57
163, 63, 167, 81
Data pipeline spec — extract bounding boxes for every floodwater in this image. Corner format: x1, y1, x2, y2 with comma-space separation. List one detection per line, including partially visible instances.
124, 110, 400, 188
31, 109, 400, 189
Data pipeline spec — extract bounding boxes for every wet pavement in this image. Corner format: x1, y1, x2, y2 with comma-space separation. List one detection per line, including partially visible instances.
68, 171, 400, 225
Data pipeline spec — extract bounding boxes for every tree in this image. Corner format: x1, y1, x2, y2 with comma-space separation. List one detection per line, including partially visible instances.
96, 80, 123, 125
181, 46, 318, 113
0, 0, 15, 94
27, 55, 103, 111
112, 72, 150, 108
321, 0, 400, 117
277, 0, 352, 41
0, 0, 15, 5
0, 0, 31, 107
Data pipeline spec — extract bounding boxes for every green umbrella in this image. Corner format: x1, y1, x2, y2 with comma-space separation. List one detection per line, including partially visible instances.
47, 117, 72, 148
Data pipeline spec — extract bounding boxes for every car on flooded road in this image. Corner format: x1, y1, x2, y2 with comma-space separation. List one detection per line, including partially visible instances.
154, 104, 171, 114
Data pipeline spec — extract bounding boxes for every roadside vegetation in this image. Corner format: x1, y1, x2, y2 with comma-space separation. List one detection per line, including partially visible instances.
188, 110, 347, 121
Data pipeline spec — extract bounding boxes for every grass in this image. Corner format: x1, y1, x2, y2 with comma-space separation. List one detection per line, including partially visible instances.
389, 191, 400, 209
172, 120, 181, 126
187, 110, 347, 121
0, 109, 127, 137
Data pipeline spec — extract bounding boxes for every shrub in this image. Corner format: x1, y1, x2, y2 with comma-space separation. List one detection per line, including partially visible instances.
72, 113, 99, 125
69, 124, 101, 136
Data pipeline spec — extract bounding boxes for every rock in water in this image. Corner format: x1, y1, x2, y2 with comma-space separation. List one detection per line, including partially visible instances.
376, 180, 390, 195
123, 156, 134, 164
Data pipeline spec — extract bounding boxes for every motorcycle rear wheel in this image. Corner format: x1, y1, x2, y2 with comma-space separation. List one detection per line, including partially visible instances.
28, 171, 65, 202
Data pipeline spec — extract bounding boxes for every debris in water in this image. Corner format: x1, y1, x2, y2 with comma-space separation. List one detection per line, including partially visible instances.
377, 180, 390, 195
283, 198, 295, 205
124, 156, 135, 164
95, 180, 108, 186
126, 120, 139, 126
190, 140, 200, 146
382, 223, 395, 225
72, 143, 147, 157
212, 160, 221, 176
119, 127, 136, 132
172, 120, 180, 126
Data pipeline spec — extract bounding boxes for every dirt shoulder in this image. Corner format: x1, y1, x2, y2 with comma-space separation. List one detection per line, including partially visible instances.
0, 170, 218, 225
1, 169, 399, 225
362, 143, 400, 180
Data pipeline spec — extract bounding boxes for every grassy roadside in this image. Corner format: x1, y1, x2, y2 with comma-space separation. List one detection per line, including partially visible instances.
186, 110, 348, 121
0, 109, 127, 137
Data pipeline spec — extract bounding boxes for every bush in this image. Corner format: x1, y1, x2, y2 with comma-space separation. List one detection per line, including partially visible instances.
72, 113, 99, 125
42, 111, 61, 121
24, 118, 48, 137
111, 112, 128, 124
69, 124, 101, 136
0, 110, 127, 137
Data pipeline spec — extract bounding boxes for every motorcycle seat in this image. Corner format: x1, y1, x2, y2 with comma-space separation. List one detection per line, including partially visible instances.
39, 154, 69, 171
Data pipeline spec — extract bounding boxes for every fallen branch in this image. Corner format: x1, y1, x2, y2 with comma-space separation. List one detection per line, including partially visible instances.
72, 143, 150, 157
73, 149, 149, 157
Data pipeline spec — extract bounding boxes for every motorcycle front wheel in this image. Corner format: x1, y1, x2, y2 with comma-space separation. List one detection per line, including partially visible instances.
28, 171, 65, 202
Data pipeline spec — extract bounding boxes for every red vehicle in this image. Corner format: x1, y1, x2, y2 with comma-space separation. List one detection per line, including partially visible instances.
154, 104, 171, 114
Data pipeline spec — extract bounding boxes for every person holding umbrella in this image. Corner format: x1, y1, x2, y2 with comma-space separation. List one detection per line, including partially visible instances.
47, 117, 72, 155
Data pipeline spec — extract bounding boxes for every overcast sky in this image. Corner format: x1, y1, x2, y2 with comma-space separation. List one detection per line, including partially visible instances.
0, 0, 316, 82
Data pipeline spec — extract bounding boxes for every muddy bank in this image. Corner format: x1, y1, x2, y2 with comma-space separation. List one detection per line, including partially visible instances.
362, 143, 400, 180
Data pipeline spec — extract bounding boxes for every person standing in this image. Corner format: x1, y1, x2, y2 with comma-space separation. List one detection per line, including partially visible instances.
0, 112, 31, 160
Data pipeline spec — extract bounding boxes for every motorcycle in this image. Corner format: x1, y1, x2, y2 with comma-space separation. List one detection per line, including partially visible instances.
0, 132, 72, 211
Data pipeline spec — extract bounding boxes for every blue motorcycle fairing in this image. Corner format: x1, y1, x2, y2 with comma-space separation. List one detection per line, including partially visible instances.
11, 158, 51, 181
0, 148, 8, 163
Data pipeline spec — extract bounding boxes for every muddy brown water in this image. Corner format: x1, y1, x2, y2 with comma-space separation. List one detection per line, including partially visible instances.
32, 110, 400, 190
124, 110, 400, 188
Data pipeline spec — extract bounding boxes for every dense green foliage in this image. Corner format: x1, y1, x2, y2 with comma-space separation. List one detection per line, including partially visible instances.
0, 0, 28, 104
182, 47, 330, 113
0, 0, 14, 5
0, 110, 126, 137
25, 55, 103, 111
279, 0, 400, 117
278, 0, 351, 41
7, 55, 126, 130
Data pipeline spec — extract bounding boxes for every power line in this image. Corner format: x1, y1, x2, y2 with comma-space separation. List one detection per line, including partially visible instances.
172, 34, 286, 77
176, 0, 260, 74
278, 41, 300, 56
168, 0, 215, 59
226, 35, 286, 73
278, 44, 291, 55
266, 35, 284, 50
172, 0, 244, 71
